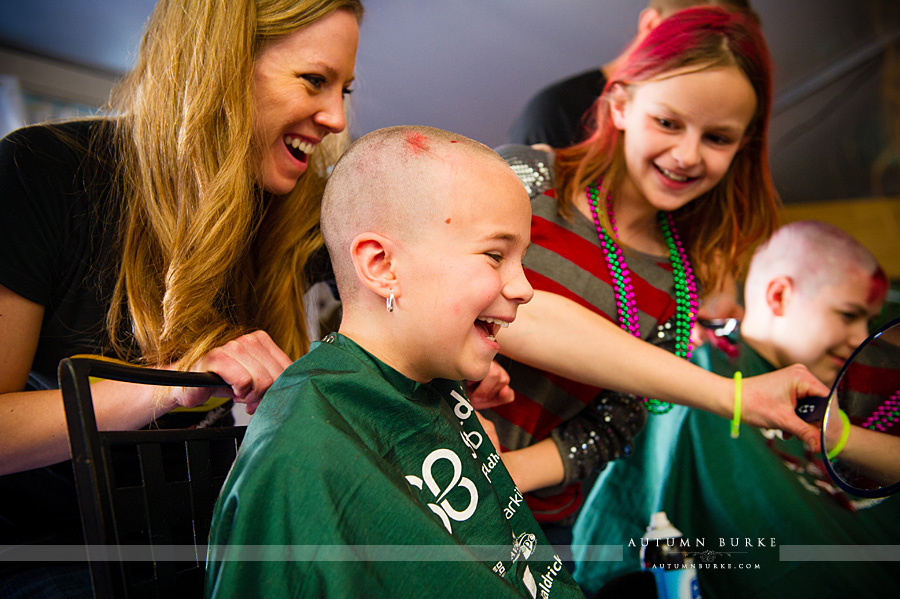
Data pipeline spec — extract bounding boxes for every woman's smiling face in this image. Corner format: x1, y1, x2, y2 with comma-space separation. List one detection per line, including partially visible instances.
251, 9, 359, 195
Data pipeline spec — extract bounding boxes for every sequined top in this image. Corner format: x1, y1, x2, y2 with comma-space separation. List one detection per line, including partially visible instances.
485, 145, 688, 522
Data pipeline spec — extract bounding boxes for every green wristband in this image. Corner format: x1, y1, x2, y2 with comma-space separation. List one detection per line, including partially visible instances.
826, 409, 851, 460
730, 371, 742, 439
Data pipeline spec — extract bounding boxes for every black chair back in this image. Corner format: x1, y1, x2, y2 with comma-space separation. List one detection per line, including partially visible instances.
58, 357, 246, 599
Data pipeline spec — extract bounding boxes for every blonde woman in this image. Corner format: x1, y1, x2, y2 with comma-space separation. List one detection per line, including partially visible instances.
0, 0, 362, 594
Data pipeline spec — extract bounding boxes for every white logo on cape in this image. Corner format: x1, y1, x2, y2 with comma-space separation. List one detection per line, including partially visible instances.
406, 448, 478, 533
511, 532, 536, 561
451, 389, 474, 421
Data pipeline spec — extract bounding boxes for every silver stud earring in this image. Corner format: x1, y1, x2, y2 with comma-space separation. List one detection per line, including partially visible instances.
386, 289, 394, 313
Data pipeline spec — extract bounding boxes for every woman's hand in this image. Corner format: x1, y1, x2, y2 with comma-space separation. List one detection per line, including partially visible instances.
173, 330, 293, 415
740, 364, 829, 452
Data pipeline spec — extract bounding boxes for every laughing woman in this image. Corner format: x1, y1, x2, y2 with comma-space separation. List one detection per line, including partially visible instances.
0, 0, 362, 595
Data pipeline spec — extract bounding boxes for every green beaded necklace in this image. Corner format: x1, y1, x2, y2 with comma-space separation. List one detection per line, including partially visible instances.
586, 181, 699, 415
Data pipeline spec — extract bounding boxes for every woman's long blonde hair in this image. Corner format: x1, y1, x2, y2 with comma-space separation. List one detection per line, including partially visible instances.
555, 6, 777, 292
107, 0, 363, 368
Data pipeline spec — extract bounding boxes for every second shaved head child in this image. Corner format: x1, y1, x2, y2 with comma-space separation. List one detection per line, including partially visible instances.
576, 220, 890, 597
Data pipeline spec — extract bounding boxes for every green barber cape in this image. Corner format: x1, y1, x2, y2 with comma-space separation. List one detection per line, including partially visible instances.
206, 333, 584, 599
573, 334, 899, 598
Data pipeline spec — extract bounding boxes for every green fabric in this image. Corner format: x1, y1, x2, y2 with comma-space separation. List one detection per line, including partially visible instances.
573, 335, 900, 598
570, 403, 690, 588
206, 334, 584, 598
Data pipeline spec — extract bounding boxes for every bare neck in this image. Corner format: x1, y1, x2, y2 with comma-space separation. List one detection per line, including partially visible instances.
573, 182, 666, 256
338, 310, 431, 384
738, 318, 784, 371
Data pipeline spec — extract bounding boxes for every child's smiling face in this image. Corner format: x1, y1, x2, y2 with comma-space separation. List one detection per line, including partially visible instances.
772, 266, 885, 386
610, 65, 757, 214
393, 155, 533, 384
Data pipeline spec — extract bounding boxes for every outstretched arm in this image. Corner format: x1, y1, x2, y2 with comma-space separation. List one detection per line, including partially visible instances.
497, 290, 827, 449
835, 426, 900, 485
823, 402, 900, 486
0, 284, 292, 475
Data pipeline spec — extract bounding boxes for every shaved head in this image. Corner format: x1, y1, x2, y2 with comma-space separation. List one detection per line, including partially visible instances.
742, 220, 887, 383
745, 220, 885, 310
321, 125, 514, 301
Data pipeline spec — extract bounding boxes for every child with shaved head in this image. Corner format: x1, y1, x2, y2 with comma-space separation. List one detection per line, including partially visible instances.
206, 126, 585, 599
740, 220, 887, 387
574, 220, 894, 597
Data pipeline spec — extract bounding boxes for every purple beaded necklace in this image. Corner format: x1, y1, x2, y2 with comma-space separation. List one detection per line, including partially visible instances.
586, 181, 699, 414
862, 392, 900, 432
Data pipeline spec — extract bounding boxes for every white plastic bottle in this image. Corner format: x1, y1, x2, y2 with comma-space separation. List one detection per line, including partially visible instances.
640, 511, 701, 599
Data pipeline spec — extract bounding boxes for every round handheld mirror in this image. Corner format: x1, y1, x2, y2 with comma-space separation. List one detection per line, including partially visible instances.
818, 317, 900, 498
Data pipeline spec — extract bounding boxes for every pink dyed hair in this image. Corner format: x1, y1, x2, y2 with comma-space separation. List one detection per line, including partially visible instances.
554, 5, 778, 292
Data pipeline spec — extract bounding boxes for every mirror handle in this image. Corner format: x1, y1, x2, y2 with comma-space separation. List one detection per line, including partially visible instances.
796, 396, 828, 423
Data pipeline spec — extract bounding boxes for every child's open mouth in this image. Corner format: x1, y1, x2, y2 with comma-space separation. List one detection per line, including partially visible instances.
655, 164, 696, 183
284, 134, 315, 163
476, 317, 508, 342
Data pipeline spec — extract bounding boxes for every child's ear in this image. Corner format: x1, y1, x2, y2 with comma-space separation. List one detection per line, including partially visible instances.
350, 232, 397, 301
608, 83, 629, 132
766, 276, 794, 317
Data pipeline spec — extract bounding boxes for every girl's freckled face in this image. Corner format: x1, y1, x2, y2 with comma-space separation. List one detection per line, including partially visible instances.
611, 66, 757, 214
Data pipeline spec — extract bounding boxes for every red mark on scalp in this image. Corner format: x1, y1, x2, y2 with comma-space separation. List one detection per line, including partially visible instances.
406, 132, 429, 154
868, 267, 889, 305
450, 140, 458, 143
